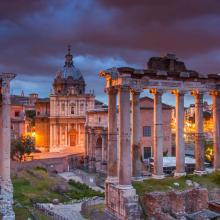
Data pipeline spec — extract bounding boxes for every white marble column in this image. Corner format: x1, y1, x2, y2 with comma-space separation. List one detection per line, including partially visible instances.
0, 79, 12, 184
173, 90, 186, 176
192, 91, 206, 174
210, 91, 220, 170
0, 74, 16, 220
131, 90, 142, 179
106, 88, 118, 182
118, 86, 132, 187
151, 89, 164, 179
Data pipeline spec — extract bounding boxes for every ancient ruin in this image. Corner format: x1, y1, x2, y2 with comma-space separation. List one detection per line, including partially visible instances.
99, 54, 220, 219
0, 73, 16, 220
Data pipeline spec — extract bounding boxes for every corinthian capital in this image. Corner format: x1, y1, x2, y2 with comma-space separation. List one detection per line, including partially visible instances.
171, 90, 185, 96
210, 90, 220, 97
190, 90, 204, 97
149, 88, 164, 95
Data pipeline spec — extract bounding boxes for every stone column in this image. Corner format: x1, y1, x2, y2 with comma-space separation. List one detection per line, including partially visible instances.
0, 79, 12, 184
101, 133, 105, 163
131, 90, 142, 179
88, 129, 95, 171
84, 126, 88, 157
151, 89, 164, 179
106, 88, 118, 182
210, 91, 220, 170
118, 86, 132, 186
173, 90, 186, 176
192, 91, 206, 174
0, 74, 16, 220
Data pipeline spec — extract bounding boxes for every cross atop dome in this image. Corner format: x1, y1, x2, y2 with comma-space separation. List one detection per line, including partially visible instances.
64, 44, 73, 67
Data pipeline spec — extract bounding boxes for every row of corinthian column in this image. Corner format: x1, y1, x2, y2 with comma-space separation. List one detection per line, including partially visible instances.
106, 86, 220, 184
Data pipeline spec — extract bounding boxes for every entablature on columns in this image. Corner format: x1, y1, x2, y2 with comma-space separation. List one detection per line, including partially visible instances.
99, 56, 220, 92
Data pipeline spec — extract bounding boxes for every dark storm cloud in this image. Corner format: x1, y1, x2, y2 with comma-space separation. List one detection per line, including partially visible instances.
0, 0, 220, 105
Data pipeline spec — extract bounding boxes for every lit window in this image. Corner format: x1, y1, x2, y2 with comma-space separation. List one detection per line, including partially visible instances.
143, 126, 151, 137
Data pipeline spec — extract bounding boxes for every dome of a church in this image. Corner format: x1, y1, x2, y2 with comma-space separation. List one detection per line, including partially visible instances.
60, 46, 84, 80
53, 46, 86, 96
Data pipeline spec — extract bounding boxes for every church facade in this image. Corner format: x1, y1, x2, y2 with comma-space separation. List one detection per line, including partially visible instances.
35, 47, 102, 152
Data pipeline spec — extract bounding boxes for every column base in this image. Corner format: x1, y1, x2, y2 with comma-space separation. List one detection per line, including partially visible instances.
88, 160, 96, 173
0, 182, 15, 220
105, 183, 141, 220
117, 184, 133, 190
174, 172, 186, 177
152, 174, 165, 179
213, 168, 220, 172
106, 176, 119, 184
194, 170, 207, 176
132, 176, 144, 182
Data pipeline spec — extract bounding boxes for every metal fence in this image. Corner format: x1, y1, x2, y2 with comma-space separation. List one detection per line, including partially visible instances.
34, 203, 69, 220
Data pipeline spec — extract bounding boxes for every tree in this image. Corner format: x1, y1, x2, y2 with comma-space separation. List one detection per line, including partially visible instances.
11, 135, 35, 162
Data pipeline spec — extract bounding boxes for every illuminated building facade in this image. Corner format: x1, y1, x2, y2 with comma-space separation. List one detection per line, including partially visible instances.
35, 47, 101, 152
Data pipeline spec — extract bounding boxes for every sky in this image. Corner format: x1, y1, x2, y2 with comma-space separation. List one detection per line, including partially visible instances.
1, 0, 220, 106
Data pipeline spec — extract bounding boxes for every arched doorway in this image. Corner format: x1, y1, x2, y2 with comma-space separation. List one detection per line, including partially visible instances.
95, 136, 102, 161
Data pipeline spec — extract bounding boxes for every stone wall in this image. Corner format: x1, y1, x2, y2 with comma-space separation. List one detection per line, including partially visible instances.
142, 188, 208, 220
11, 154, 83, 174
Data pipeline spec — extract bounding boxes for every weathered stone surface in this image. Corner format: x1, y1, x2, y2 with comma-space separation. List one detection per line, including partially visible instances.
143, 188, 208, 219
105, 182, 141, 220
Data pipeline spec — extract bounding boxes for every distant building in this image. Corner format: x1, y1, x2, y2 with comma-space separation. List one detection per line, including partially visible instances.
86, 97, 173, 173
11, 93, 37, 139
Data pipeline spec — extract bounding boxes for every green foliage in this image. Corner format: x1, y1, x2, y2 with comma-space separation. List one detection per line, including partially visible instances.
133, 171, 220, 195
11, 135, 35, 161
13, 169, 104, 209
34, 166, 48, 173
25, 110, 36, 126
67, 179, 104, 199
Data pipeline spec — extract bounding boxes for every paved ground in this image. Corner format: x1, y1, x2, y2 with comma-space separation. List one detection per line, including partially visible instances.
37, 203, 85, 220
31, 146, 84, 160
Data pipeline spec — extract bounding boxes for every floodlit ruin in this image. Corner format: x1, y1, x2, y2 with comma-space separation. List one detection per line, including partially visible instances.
100, 54, 220, 219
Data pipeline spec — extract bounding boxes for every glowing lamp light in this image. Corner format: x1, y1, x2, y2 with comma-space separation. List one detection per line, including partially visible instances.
31, 132, 36, 137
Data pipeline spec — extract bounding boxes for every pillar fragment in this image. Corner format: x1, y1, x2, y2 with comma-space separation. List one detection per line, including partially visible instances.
106, 87, 118, 182
210, 91, 220, 170
192, 91, 206, 174
173, 90, 186, 176
151, 89, 164, 179
0, 74, 16, 220
131, 90, 142, 179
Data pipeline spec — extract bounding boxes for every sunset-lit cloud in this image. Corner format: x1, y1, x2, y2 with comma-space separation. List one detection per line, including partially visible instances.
1, 0, 220, 105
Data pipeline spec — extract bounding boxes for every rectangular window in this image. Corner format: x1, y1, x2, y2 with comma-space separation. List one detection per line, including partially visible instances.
15, 111, 20, 117
144, 147, 152, 159
143, 126, 151, 137
71, 106, 75, 114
